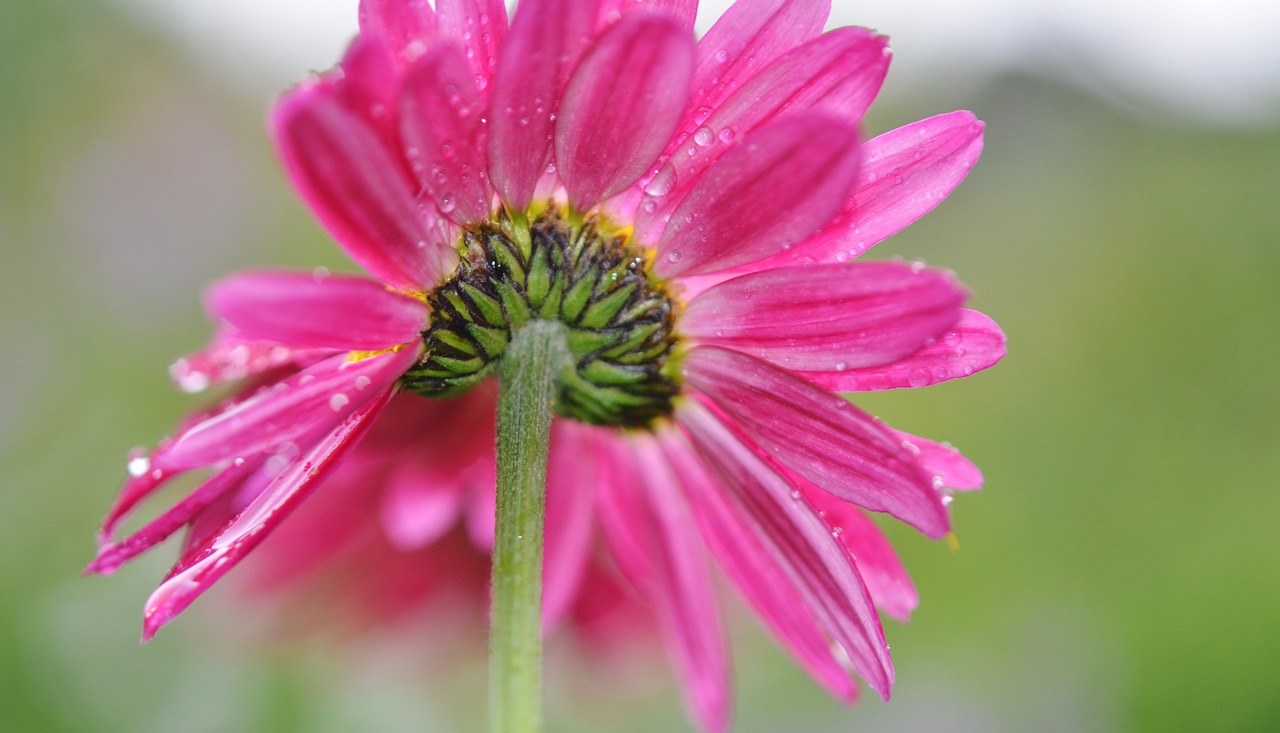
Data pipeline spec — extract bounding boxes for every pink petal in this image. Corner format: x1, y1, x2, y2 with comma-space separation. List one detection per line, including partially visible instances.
786, 111, 986, 265
377, 461, 466, 551
691, 0, 829, 114
597, 434, 732, 732
683, 261, 966, 373
164, 348, 418, 470
272, 83, 458, 293
638, 27, 888, 231
88, 457, 265, 576
542, 421, 599, 629
660, 430, 860, 702
597, 0, 698, 29
400, 44, 495, 224
683, 345, 949, 537
556, 14, 694, 210
206, 270, 427, 351
653, 114, 861, 278
487, 0, 599, 209
169, 326, 335, 394
798, 308, 1006, 392
890, 430, 984, 492
141, 389, 394, 640
800, 486, 919, 621
358, 0, 438, 59
678, 400, 894, 699
436, 0, 508, 84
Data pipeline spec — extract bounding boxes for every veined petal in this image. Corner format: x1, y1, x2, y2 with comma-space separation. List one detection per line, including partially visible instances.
678, 400, 894, 699
164, 348, 419, 471
683, 262, 966, 373
654, 114, 861, 278
642, 27, 888, 227
169, 327, 335, 394
206, 270, 428, 351
683, 345, 949, 537
400, 43, 495, 224
556, 14, 694, 210
798, 308, 1006, 392
660, 430, 860, 702
487, 0, 599, 209
88, 457, 265, 576
596, 0, 698, 29
800, 485, 919, 621
141, 389, 393, 640
890, 430, 984, 492
272, 84, 458, 293
787, 111, 986, 265
542, 421, 598, 629
358, 0, 437, 60
436, 0, 508, 84
597, 434, 731, 733
691, 0, 829, 114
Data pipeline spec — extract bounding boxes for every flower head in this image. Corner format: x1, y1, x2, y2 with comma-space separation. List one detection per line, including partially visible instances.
90, 0, 1004, 729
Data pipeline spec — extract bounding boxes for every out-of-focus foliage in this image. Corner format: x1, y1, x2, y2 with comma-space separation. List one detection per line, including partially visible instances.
2, 2, 1277, 732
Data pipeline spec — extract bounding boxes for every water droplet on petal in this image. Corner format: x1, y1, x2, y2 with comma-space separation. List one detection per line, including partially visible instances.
693, 127, 714, 147
329, 394, 351, 411
666, 251, 682, 264
643, 163, 676, 197
127, 449, 150, 478
835, 361, 848, 371
717, 128, 736, 143
907, 369, 930, 387
355, 376, 372, 390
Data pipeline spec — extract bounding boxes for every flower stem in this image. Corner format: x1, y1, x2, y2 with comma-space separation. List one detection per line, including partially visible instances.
491, 320, 571, 733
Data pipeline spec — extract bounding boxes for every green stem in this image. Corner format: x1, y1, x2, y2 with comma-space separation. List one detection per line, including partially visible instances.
491, 320, 571, 733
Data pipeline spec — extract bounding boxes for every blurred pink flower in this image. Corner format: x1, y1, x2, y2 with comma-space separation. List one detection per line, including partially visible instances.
89, 0, 1005, 729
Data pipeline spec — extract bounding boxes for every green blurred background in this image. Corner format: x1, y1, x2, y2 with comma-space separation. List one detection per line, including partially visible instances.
3, 1, 1278, 731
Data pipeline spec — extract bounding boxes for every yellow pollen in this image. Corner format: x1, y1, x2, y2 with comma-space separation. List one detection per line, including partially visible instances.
346, 344, 405, 363
945, 532, 961, 552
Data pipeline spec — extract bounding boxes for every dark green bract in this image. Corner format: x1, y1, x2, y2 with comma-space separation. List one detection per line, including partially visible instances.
402, 210, 681, 428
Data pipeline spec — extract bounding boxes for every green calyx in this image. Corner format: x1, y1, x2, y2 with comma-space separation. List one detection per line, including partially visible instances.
402, 209, 682, 428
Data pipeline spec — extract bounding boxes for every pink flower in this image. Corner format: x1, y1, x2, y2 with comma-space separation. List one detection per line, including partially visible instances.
90, 0, 1005, 729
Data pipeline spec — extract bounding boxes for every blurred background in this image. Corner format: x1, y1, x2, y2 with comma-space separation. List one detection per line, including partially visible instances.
2, 0, 1278, 731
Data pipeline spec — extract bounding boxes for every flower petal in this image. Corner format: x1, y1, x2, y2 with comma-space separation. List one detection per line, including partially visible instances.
556, 14, 694, 210
683, 345, 948, 537
487, 0, 599, 209
272, 83, 458, 292
653, 114, 861, 278
164, 348, 418, 471
786, 111, 986, 265
660, 430, 860, 702
678, 400, 894, 698
596, 0, 698, 28
639, 27, 888, 233
399, 44, 496, 224
358, 0, 438, 60
88, 457, 265, 576
799, 486, 919, 621
597, 434, 731, 732
170, 327, 334, 394
890, 430, 984, 492
141, 389, 394, 640
206, 270, 428, 351
797, 308, 1006, 392
691, 0, 829, 114
683, 261, 966, 373
436, 0, 508, 84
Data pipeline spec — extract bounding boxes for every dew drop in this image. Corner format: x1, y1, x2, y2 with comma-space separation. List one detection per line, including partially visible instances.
902, 439, 921, 456
693, 106, 712, 124
717, 128, 736, 143
835, 250, 850, 263
126, 450, 150, 478
790, 490, 802, 500
355, 376, 372, 390
714, 49, 729, 62
907, 369, 930, 387
835, 361, 848, 372
312, 266, 330, 282
831, 526, 844, 538
666, 251, 683, 264
693, 127, 714, 147
329, 394, 351, 411
643, 164, 676, 197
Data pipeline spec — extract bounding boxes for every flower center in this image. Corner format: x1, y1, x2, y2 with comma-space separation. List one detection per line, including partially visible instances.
402, 209, 682, 428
